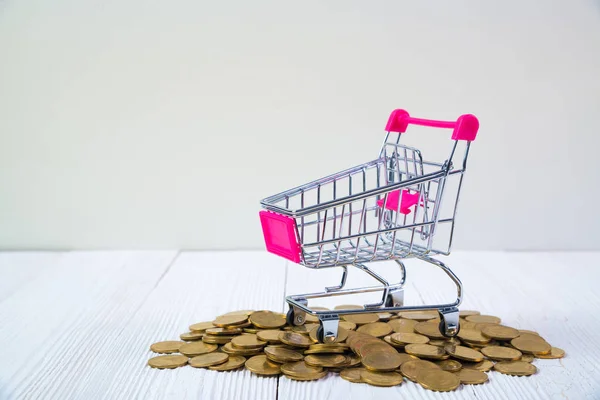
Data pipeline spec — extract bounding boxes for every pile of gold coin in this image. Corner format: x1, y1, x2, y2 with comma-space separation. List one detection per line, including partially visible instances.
147, 308, 565, 391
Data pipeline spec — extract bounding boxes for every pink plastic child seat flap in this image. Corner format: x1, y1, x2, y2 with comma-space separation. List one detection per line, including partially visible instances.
376, 190, 420, 214
259, 211, 301, 263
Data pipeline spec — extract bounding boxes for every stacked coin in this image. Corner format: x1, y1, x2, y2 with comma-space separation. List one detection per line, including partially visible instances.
147, 308, 565, 392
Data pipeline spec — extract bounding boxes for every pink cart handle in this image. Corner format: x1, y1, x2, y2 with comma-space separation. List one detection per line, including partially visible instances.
385, 109, 479, 141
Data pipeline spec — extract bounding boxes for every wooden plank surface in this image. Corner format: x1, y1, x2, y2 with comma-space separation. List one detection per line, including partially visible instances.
0, 251, 598, 399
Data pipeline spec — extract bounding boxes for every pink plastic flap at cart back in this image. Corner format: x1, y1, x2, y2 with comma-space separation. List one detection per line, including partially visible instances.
385, 109, 479, 141
259, 211, 301, 263
376, 190, 420, 214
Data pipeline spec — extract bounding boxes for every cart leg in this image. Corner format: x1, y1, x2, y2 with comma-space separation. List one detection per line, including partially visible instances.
286, 298, 308, 326
325, 266, 348, 293
353, 263, 390, 309
438, 307, 460, 337
317, 314, 340, 344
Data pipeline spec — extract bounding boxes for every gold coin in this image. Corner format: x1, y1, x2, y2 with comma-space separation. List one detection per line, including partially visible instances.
202, 335, 235, 344
205, 327, 243, 336
222, 310, 254, 316
150, 341, 184, 354
304, 354, 347, 367
189, 352, 229, 368
461, 359, 494, 372
279, 331, 313, 348
458, 329, 491, 344
356, 322, 393, 338
459, 310, 480, 317
340, 367, 366, 383
290, 323, 319, 335
221, 342, 263, 356
304, 307, 330, 322
388, 318, 418, 333
511, 336, 551, 355
481, 324, 520, 340
405, 343, 447, 360
377, 312, 394, 321
308, 326, 349, 344
245, 354, 282, 376
393, 353, 420, 367
520, 354, 535, 362
362, 352, 405, 372
339, 320, 357, 331
334, 304, 363, 310
208, 355, 246, 371
453, 368, 489, 384
435, 359, 462, 372
280, 361, 323, 377
414, 321, 445, 339
400, 360, 441, 382
359, 342, 396, 357
535, 347, 565, 359
231, 334, 267, 349
284, 371, 328, 381
465, 315, 501, 324
360, 370, 403, 387
390, 332, 430, 345
256, 329, 283, 343
341, 313, 379, 325
417, 369, 460, 391
460, 321, 479, 330
445, 345, 484, 362
213, 314, 248, 327
481, 345, 522, 361
264, 346, 304, 363
148, 355, 188, 369
250, 311, 286, 329
179, 341, 218, 357
189, 321, 214, 332
383, 335, 404, 349
398, 311, 438, 321
340, 354, 362, 367
519, 330, 539, 336
494, 361, 537, 376
180, 331, 203, 341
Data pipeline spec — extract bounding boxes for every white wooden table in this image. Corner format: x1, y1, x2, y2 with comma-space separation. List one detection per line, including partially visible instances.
0, 251, 598, 399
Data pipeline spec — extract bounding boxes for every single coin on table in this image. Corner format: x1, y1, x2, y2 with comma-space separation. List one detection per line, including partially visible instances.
340, 367, 366, 383
280, 361, 323, 377
250, 311, 287, 329
148, 355, 189, 369
453, 368, 489, 384
256, 330, 283, 343
189, 352, 229, 368
520, 354, 535, 362
535, 347, 565, 359
480, 324, 520, 340
356, 322, 393, 338
221, 342, 262, 356
245, 355, 282, 376
460, 359, 494, 372
150, 341, 184, 354
458, 329, 491, 345
360, 370, 404, 387
417, 369, 461, 392
405, 343, 447, 360
179, 341, 218, 357
399, 360, 441, 382
414, 322, 446, 339
494, 361, 537, 376
362, 352, 405, 372
264, 346, 304, 363
208, 355, 247, 371
481, 345, 522, 361
285, 370, 328, 381
511, 336, 551, 355
465, 315, 501, 324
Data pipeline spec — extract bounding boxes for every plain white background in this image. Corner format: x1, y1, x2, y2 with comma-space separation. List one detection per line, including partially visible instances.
0, 0, 599, 251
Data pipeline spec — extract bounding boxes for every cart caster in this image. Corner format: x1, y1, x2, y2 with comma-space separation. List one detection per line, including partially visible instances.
317, 316, 340, 344
384, 288, 404, 307
438, 308, 460, 337
286, 302, 307, 326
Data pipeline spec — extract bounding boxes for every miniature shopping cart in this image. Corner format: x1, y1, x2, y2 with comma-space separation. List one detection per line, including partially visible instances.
259, 109, 479, 343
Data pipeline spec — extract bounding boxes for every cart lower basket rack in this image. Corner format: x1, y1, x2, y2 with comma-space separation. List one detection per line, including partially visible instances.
259, 108, 479, 343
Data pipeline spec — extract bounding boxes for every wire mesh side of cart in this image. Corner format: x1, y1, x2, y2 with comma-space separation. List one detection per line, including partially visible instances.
260, 131, 472, 269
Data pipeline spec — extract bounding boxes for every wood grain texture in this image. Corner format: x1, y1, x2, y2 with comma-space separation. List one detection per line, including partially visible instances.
0, 251, 598, 399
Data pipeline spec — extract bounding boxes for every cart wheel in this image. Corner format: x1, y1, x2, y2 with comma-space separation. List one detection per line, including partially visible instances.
384, 289, 404, 308
286, 307, 306, 326
316, 325, 325, 343
438, 311, 460, 338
